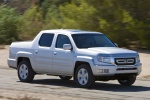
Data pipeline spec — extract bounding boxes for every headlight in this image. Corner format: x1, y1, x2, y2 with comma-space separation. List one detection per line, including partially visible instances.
98, 56, 111, 63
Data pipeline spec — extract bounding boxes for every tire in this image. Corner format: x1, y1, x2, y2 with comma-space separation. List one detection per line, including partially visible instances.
118, 76, 136, 86
17, 60, 35, 82
75, 64, 95, 88
59, 75, 72, 80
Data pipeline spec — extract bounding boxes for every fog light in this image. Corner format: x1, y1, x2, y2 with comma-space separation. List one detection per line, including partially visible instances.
98, 69, 109, 73
104, 69, 109, 73
99, 69, 103, 73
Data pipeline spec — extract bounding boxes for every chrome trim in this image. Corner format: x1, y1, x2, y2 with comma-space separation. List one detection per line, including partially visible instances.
114, 57, 135, 65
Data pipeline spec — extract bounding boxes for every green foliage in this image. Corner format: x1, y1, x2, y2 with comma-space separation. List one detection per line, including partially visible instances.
0, 0, 150, 49
59, 1, 96, 30
43, 2, 62, 29
18, 5, 43, 40
86, 0, 150, 48
0, 5, 18, 44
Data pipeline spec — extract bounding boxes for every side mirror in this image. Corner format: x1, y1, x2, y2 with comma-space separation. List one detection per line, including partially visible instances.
114, 43, 118, 47
63, 44, 72, 50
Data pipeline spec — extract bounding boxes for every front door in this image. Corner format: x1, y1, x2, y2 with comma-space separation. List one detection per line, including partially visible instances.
53, 34, 74, 75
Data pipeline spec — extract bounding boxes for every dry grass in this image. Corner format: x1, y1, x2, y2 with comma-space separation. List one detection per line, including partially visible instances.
0, 95, 40, 100
15, 96, 40, 100
0, 45, 5, 49
143, 75, 150, 79
0, 96, 4, 98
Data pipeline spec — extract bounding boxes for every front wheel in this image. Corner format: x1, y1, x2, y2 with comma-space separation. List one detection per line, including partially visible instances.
75, 64, 95, 88
59, 75, 72, 80
17, 60, 35, 82
118, 76, 136, 86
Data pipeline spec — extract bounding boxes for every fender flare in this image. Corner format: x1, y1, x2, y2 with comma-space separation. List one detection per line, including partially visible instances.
74, 56, 95, 75
16, 51, 35, 68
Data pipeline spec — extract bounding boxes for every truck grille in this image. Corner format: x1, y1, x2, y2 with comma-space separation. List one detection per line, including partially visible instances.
115, 58, 135, 65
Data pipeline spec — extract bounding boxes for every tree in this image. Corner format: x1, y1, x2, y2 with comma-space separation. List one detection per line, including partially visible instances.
0, 5, 18, 44
58, 1, 96, 30
18, 5, 43, 40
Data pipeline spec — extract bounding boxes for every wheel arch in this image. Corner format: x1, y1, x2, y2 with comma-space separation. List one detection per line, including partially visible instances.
16, 51, 34, 68
73, 56, 95, 78
17, 57, 31, 67
73, 61, 92, 79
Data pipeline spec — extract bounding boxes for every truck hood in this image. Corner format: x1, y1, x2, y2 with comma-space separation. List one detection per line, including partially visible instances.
88, 47, 137, 54
78, 47, 138, 57
88, 47, 138, 57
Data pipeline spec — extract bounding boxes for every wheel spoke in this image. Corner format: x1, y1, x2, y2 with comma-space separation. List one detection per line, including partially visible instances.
81, 69, 85, 74
84, 69, 87, 74
83, 78, 87, 84
21, 74, 24, 79
85, 75, 88, 80
79, 78, 82, 84
19, 64, 28, 79
82, 79, 85, 85
25, 69, 28, 74
80, 69, 83, 75
77, 68, 89, 85
20, 73, 23, 79
20, 66, 23, 72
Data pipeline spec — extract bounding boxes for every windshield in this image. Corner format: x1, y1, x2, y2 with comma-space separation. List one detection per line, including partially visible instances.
72, 34, 116, 48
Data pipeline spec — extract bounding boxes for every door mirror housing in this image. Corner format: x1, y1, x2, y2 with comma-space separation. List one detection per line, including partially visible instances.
114, 43, 118, 47
63, 44, 72, 50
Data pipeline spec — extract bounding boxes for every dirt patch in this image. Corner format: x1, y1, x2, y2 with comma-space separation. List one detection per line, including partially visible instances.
0, 95, 39, 100
0, 45, 5, 49
142, 75, 150, 79
0, 89, 92, 100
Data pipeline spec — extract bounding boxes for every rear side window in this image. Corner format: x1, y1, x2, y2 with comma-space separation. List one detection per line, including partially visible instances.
39, 33, 54, 47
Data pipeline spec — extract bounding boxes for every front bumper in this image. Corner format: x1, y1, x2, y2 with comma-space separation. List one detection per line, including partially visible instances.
91, 63, 142, 76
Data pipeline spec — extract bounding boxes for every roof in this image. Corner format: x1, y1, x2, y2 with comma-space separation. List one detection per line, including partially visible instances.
40, 29, 102, 34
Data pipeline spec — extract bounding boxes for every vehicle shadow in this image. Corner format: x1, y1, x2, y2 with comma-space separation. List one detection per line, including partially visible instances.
29, 79, 150, 92
92, 82, 150, 92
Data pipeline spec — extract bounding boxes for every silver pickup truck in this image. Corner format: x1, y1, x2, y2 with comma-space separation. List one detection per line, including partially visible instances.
8, 29, 142, 88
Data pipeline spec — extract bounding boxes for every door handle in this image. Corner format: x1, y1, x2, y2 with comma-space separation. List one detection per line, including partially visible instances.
54, 52, 57, 55
35, 50, 38, 54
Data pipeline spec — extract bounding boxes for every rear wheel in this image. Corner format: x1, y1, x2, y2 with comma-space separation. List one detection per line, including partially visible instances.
75, 64, 95, 88
118, 76, 136, 86
17, 60, 35, 82
59, 75, 72, 80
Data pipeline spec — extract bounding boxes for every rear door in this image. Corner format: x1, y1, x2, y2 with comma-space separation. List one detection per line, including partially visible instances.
34, 33, 54, 73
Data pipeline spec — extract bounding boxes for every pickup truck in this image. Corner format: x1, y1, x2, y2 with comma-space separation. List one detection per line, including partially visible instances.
8, 29, 142, 88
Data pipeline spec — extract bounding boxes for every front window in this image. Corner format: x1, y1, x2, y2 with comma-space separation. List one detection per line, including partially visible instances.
72, 34, 115, 48
56, 34, 72, 48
